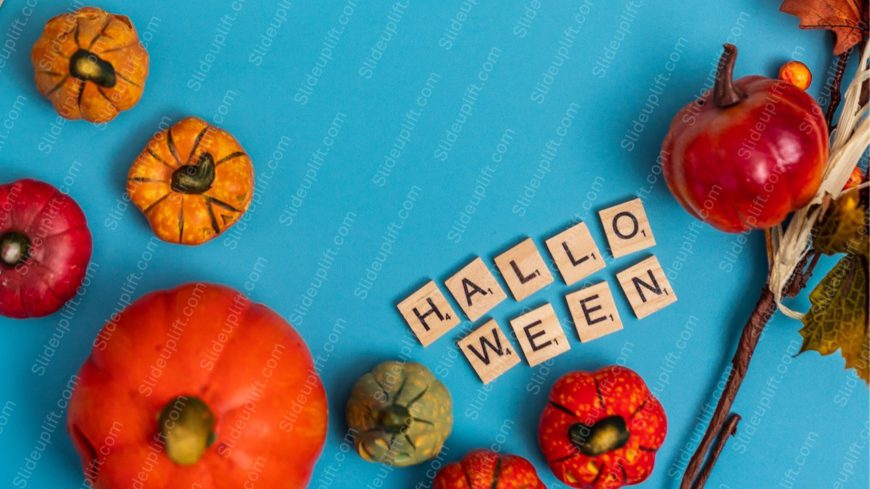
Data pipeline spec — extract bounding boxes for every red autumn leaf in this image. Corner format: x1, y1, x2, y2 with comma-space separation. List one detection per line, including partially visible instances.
781, 0, 869, 55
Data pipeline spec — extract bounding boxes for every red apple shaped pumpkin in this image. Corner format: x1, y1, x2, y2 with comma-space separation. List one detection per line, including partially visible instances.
434, 449, 546, 489
539, 366, 666, 489
68, 283, 328, 488
662, 44, 828, 233
0, 179, 92, 318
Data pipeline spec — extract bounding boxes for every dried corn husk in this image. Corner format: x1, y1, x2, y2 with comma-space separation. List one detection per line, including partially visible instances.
770, 40, 870, 319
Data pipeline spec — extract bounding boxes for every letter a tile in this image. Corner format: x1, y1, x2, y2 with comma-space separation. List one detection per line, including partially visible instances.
397, 281, 460, 346
458, 319, 521, 384
616, 256, 677, 319
509, 303, 570, 367
445, 257, 507, 321
494, 238, 554, 301
599, 198, 656, 258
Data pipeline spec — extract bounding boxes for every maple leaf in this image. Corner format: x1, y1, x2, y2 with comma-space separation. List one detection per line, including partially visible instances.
781, 0, 869, 55
800, 254, 869, 382
814, 188, 869, 257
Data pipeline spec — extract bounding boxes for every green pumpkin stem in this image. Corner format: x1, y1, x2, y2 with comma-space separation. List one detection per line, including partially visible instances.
713, 43, 747, 108
569, 416, 630, 456
158, 396, 216, 465
171, 153, 216, 195
377, 404, 413, 434
69, 49, 117, 88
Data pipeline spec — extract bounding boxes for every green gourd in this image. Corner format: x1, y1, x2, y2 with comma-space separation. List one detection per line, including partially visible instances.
346, 361, 452, 467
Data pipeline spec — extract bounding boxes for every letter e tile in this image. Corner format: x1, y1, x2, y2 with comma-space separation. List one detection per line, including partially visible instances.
458, 319, 521, 384
494, 238, 554, 301
565, 281, 623, 342
616, 256, 677, 319
599, 198, 656, 258
397, 281, 460, 347
445, 257, 507, 321
509, 303, 570, 367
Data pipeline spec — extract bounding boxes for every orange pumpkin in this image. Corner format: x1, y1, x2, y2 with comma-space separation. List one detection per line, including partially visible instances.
127, 117, 254, 245
31, 7, 149, 123
434, 449, 546, 489
68, 283, 328, 488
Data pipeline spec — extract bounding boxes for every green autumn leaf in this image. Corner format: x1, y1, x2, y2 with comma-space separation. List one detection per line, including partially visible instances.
800, 254, 869, 382
814, 188, 869, 257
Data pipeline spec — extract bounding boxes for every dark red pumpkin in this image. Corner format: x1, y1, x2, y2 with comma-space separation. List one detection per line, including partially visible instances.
539, 366, 666, 489
68, 283, 328, 488
662, 44, 828, 233
0, 179, 92, 318
434, 449, 546, 489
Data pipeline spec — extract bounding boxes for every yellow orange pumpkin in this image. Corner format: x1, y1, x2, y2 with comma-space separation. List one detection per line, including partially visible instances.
31, 7, 149, 123
127, 117, 254, 245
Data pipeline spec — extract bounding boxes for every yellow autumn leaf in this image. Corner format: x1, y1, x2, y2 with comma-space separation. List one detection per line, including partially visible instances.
814, 188, 869, 257
800, 254, 869, 382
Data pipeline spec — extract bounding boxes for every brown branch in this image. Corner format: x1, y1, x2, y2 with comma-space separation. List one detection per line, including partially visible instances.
679, 288, 776, 489
826, 49, 853, 128
692, 414, 741, 489
680, 45, 857, 489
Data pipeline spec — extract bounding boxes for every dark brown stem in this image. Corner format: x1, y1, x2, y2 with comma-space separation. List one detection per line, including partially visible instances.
825, 50, 852, 128
784, 51, 853, 295
680, 288, 776, 489
786, 251, 822, 297
714, 44, 747, 108
693, 414, 741, 489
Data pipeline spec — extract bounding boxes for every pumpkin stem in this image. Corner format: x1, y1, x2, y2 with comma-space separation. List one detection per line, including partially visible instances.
0, 231, 30, 267
377, 404, 413, 434
713, 44, 746, 108
69, 49, 117, 88
171, 153, 216, 195
158, 396, 216, 466
569, 415, 630, 456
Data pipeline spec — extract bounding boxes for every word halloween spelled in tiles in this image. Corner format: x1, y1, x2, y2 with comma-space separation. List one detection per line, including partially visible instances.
397, 198, 677, 384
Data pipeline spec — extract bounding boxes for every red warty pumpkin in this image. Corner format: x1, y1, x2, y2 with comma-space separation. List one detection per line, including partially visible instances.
0, 178, 92, 318
539, 366, 666, 489
434, 449, 546, 489
68, 283, 328, 488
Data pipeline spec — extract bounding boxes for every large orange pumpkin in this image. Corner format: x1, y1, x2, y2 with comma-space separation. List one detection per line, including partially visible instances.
127, 117, 254, 245
68, 283, 328, 488
31, 7, 149, 123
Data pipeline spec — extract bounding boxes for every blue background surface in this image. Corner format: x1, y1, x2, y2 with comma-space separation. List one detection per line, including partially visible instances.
0, 0, 867, 488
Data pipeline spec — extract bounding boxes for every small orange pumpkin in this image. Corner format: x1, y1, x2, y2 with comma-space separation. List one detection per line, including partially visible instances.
31, 7, 149, 123
127, 117, 254, 245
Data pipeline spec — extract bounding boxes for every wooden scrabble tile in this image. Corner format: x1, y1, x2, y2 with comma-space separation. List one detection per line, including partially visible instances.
565, 281, 623, 342
616, 256, 677, 319
598, 198, 656, 258
545, 222, 606, 285
494, 238, 554, 301
458, 319, 521, 384
509, 303, 570, 367
397, 281, 460, 347
445, 257, 507, 321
